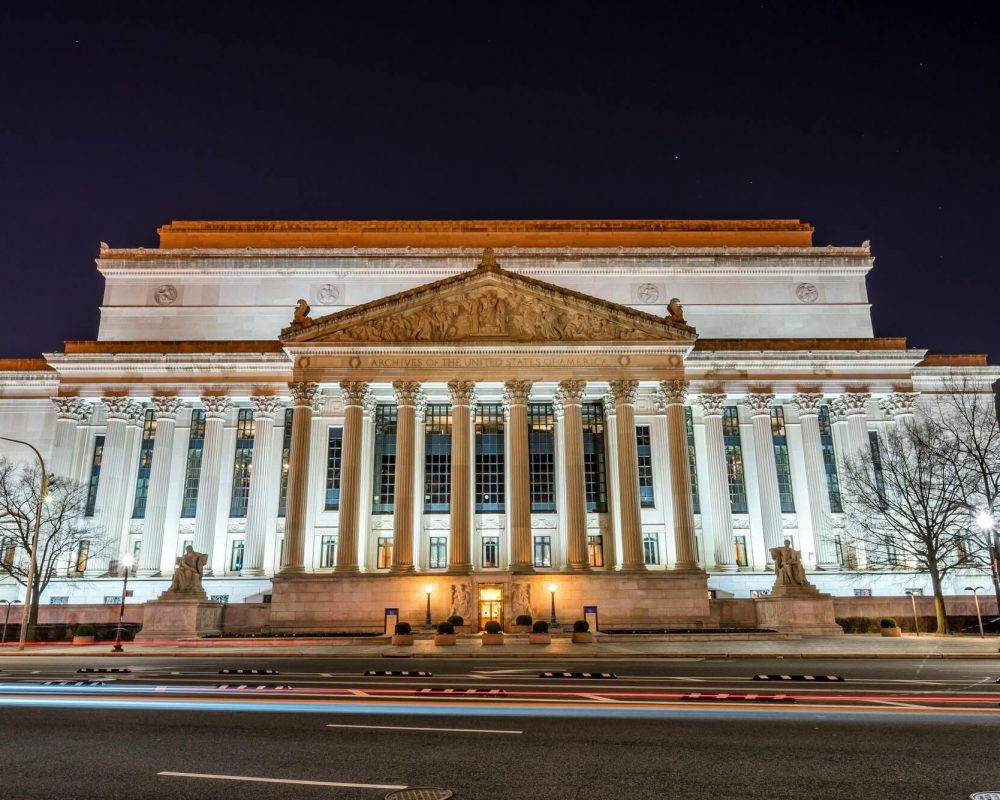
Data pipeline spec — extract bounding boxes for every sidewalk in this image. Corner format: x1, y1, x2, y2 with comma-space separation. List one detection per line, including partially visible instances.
1, 633, 999, 659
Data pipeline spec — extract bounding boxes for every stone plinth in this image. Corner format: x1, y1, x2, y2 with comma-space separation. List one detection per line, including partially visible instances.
136, 598, 224, 640
754, 592, 843, 637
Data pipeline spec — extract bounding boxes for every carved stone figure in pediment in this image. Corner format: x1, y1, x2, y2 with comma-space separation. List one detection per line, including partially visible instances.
666, 297, 686, 324
292, 298, 313, 327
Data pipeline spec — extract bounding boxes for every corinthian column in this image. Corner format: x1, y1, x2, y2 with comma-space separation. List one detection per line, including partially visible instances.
698, 393, 736, 571
661, 381, 698, 570
335, 381, 366, 573
138, 397, 185, 577
193, 396, 232, 575
503, 380, 533, 573
880, 392, 920, 423
609, 380, 646, 572
555, 381, 588, 570
447, 380, 475, 574
836, 391, 873, 461
277, 383, 315, 574
791, 392, 838, 570
391, 381, 421, 573
744, 391, 784, 561
242, 396, 284, 576
50, 398, 90, 480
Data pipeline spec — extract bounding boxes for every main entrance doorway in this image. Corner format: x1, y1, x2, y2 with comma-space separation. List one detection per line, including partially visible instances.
478, 585, 503, 630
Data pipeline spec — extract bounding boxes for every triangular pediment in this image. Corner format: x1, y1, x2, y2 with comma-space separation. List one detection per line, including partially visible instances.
281, 259, 695, 345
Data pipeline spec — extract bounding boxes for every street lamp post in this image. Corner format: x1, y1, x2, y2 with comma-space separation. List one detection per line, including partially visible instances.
0, 599, 12, 645
111, 554, 134, 653
0, 436, 48, 651
965, 586, 985, 639
908, 589, 920, 637
548, 583, 557, 626
423, 585, 433, 628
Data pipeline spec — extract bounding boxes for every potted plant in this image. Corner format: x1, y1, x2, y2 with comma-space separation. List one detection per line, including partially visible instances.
880, 617, 902, 637
482, 620, 504, 645
571, 619, 593, 644
434, 621, 457, 646
391, 621, 414, 646
512, 614, 533, 633
73, 623, 96, 645
446, 615, 464, 632
529, 620, 551, 645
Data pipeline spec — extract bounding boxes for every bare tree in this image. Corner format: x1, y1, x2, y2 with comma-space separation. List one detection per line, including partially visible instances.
0, 458, 100, 638
840, 422, 973, 634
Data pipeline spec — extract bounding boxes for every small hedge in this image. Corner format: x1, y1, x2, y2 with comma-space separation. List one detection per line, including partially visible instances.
532, 620, 550, 634
880, 617, 898, 629
74, 624, 95, 637
515, 614, 532, 626
484, 620, 502, 634
573, 619, 590, 633
437, 621, 455, 635
394, 622, 412, 635
446, 615, 464, 627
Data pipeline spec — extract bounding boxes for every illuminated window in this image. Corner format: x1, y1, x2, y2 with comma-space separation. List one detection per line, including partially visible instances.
588, 534, 604, 567
229, 540, 245, 572
636, 426, 654, 508
734, 535, 748, 567
770, 407, 795, 513
131, 409, 157, 518
325, 426, 344, 510
529, 403, 555, 512
377, 536, 393, 569
75, 541, 90, 573
85, 435, 105, 517
181, 410, 206, 518
582, 402, 608, 513
424, 404, 452, 512
533, 536, 552, 568
1, 538, 16, 567
372, 405, 397, 514
475, 404, 505, 512
229, 408, 256, 518
429, 536, 447, 569
722, 407, 748, 513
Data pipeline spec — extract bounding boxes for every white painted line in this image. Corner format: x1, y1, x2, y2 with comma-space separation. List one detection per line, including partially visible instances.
157, 771, 406, 790
328, 723, 522, 734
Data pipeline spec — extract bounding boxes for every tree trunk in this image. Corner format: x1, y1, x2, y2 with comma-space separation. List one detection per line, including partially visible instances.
992, 539, 1000, 622
27, 575, 41, 642
928, 567, 949, 635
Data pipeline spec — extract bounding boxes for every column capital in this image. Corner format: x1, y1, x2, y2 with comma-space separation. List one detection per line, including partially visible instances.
338, 380, 368, 408
447, 380, 477, 406
52, 397, 91, 422
555, 379, 586, 408
838, 391, 872, 416
200, 395, 234, 419
658, 379, 689, 406
790, 392, 824, 417
879, 391, 920, 417
363, 389, 378, 418
151, 396, 186, 420
392, 380, 423, 407
502, 380, 533, 407
250, 395, 285, 419
608, 379, 639, 406
697, 393, 727, 417
742, 391, 775, 417
103, 396, 144, 422
414, 389, 428, 420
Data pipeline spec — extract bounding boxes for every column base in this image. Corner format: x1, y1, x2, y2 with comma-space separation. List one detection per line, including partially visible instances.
509, 562, 535, 574
241, 568, 266, 578
712, 563, 740, 572
334, 564, 360, 574
672, 562, 701, 572
564, 562, 591, 572
280, 565, 307, 575
446, 564, 471, 575
136, 569, 162, 578
618, 563, 648, 573
815, 561, 841, 571
389, 564, 415, 573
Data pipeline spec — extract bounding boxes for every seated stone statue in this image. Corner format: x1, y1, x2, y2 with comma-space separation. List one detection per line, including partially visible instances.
167, 545, 207, 594
769, 539, 808, 588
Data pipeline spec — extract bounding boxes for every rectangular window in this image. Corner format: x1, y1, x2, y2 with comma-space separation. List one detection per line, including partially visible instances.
320, 534, 337, 568
85, 435, 105, 517
481, 536, 499, 568
734, 535, 749, 567
643, 534, 660, 565
131, 409, 157, 518
429, 536, 447, 569
104, 596, 122, 605
277, 408, 294, 517
686, 407, 701, 514
377, 536, 393, 570
49, 596, 69, 605
181, 410, 206, 518
636, 425, 654, 508
424, 404, 452, 512
75, 541, 90, 573
528, 403, 555, 512
475, 404, 505, 512
229, 408, 255, 518
722, 407, 748, 514
210, 595, 230, 603
818, 406, 843, 513
131, 539, 141, 574
870, 431, 887, 509
1, 538, 16, 567
770, 407, 795, 513
325, 426, 344, 510
582, 402, 608, 513
533, 535, 552, 568
372, 405, 397, 514
229, 540, 245, 572
853, 588, 873, 597
588, 534, 604, 567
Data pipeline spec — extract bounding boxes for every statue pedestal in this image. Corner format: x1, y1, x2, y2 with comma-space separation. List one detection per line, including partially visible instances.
754, 583, 843, 637
136, 595, 224, 641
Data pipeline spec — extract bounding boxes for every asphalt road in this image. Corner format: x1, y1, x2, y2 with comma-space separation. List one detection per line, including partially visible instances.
0, 656, 998, 799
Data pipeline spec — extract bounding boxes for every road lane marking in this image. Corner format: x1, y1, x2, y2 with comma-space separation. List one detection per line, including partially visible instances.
327, 723, 521, 734
157, 771, 406, 790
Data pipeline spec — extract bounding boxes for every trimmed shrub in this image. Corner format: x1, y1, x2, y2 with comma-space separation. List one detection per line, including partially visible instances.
880, 617, 898, 629
515, 614, 533, 626
394, 622, 412, 635
446, 615, 464, 627
75, 623, 95, 637
437, 621, 455, 635
532, 620, 550, 634
484, 620, 502, 634
572, 619, 589, 633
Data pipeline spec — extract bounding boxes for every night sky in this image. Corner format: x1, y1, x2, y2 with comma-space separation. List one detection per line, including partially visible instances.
1, 3, 996, 360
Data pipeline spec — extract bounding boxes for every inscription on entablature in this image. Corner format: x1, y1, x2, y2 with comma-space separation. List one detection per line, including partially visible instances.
314, 354, 683, 370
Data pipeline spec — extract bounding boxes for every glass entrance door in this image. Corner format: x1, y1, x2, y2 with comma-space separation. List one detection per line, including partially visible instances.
478, 585, 503, 630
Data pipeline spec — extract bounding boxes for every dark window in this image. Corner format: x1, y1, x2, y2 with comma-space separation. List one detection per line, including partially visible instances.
643, 534, 660, 565
686, 407, 701, 514
181, 410, 206, 518
481, 536, 499, 568
533, 535, 552, 568
131, 410, 157, 518
818, 406, 843, 513
870, 431, 887, 510
85, 435, 105, 517
770, 407, 795, 513
722, 407, 748, 513
424, 404, 452, 512
429, 536, 447, 569
528, 403, 555, 512
325, 427, 344, 510
475, 404, 505, 512
320, 535, 337, 568
372, 405, 397, 514
582, 402, 608, 513
588, 534, 604, 567
636, 425, 654, 508
229, 540, 245, 572
229, 408, 255, 517
277, 408, 294, 517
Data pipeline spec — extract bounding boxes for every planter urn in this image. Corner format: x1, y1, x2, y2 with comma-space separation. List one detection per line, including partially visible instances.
434, 633, 457, 646
880, 626, 902, 637
529, 633, 551, 645
572, 631, 594, 644
482, 633, 504, 646
391, 634, 414, 646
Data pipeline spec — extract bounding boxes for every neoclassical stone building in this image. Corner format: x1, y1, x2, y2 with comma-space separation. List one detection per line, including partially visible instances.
0, 220, 994, 630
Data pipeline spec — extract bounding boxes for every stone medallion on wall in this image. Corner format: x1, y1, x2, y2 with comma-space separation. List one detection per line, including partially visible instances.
153, 284, 179, 305
795, 282, 819, 303
634, 283, 662, 304
314, 283, 344, 305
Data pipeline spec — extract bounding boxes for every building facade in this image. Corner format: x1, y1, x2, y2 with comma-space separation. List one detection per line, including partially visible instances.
0, 220, 995, 628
